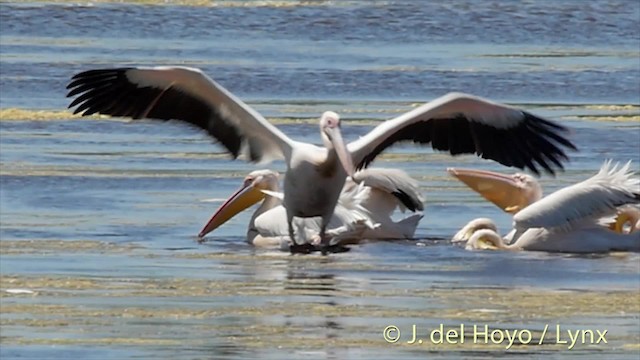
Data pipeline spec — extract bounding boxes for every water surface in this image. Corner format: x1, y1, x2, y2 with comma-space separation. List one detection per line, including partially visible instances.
1, 1, 639, 359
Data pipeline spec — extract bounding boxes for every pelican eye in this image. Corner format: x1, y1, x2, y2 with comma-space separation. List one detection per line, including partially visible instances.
324, 117, 339, 128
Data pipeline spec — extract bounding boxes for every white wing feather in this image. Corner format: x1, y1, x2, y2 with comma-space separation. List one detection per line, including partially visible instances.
351, 168, 425, 212
514, 160, 640, 232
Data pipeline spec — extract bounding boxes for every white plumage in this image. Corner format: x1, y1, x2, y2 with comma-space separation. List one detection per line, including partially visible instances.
514, 160, 639, 233
451, 160, 640, 253
199, 168, 424, 251
67, 66, 576, 251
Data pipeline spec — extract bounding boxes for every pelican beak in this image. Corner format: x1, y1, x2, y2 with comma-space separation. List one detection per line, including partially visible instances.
327, 126, 355, 177
613, 212, 631, 234
198, 182, 265, 238
447, 168, 527, 214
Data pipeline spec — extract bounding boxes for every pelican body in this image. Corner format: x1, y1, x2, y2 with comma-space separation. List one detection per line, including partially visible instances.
199, 168, 424, 250
467, 225, 640, 253
67, 66, 576, 251
284, 139, 350, 224
450, 160, 640, 253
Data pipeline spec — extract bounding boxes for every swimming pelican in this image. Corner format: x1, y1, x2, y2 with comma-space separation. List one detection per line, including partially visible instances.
449, 161, 640, 242
66, 66, 576, 250
198, 168, 424, 251
450, 161, 640, 253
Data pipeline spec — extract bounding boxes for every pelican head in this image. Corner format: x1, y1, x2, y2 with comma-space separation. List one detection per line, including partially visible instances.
320, 111, 354, 176
466, 229, 506, 250
612, 206, 640, 234
447, 168, 543, 214
452, 218, 497, 242
198, 170, 280, 238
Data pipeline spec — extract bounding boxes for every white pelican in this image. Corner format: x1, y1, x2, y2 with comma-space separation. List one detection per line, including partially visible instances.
66, 66, 576, 250
198, 168, 424, 252
450, 161, 640, 253
449, 161, 640, 241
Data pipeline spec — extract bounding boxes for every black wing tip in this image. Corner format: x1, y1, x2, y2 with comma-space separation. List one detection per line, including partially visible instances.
67, 68, 133, 90
356, 107, 579, 180
521, 112, 580, 175
65, 67, 249, 160
71, 67, 132, 78
391, 190, 422, 212
525, 112, 578, 147
355, 158, 373, 171
66, 67, 135, 113
522, 111, 577, 145
523, 157, 565, 177
522, 110, 568, 130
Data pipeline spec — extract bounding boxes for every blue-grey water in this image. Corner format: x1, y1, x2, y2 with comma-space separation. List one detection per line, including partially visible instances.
1, 1, 639, 359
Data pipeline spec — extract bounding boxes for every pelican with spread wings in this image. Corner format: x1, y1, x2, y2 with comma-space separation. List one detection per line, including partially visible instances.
67, 66, 576, 251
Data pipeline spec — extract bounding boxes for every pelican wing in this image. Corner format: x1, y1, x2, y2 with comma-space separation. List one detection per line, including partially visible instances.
333, 181, 377, 229
351, 168, 425, 212
514, 161, 640, 232
254, 184, 376, 244
254, 206, 291, 238
347, 92, 576, 175
67, 66, 294, 163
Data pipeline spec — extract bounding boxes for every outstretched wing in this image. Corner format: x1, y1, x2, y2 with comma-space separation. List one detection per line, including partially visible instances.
67, 66, 294, 163
348, 92, 576, 175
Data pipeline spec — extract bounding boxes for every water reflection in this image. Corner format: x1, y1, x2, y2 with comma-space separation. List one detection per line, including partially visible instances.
284, 272, 338, 296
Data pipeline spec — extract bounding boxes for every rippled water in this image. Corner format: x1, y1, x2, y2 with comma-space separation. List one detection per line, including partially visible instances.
1, 1, 639, 359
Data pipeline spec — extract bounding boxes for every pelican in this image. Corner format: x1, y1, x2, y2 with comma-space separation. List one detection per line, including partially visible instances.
66, 66, 576, 250
450, 161, 640, 253
198, 168, 424, 251
449, 162, 640, 241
